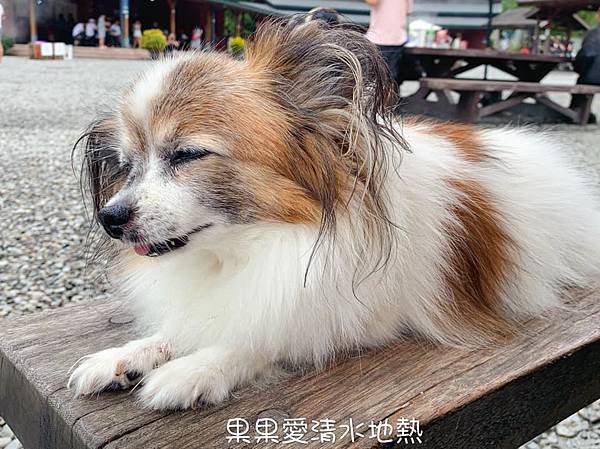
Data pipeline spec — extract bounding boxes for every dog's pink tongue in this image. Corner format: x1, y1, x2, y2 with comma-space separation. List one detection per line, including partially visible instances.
134, 244, 151, 256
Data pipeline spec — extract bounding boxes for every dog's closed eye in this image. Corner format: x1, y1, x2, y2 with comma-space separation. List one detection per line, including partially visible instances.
170, 147, 212, 166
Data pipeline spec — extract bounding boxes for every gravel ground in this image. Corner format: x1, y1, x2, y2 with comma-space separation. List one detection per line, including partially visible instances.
0, 56, 599, 448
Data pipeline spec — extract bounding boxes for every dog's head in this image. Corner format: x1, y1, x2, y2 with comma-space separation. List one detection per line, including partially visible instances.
79, 19, 404, 259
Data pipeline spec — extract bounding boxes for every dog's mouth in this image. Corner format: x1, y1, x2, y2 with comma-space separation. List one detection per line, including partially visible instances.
132, 224, 212, 257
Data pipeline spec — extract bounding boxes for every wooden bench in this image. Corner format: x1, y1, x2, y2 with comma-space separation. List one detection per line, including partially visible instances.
403, 78, 600, 125
1, 289, 599, 448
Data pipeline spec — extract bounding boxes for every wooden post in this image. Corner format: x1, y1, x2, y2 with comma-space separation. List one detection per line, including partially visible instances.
28, 0, 38, 42
168, 0, 177, 36
215, 4, 224, 45
202, 1, 212, 44
120, 0, 130, 47
235, 12, 242, 36
532, 18, 540, 55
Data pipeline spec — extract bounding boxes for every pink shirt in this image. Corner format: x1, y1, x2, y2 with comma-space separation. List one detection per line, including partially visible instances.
366, 0, 413, 46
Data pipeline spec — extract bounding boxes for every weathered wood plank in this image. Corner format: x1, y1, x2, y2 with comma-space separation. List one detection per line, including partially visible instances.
421, 78, 600, 95
1, 288, 599, 449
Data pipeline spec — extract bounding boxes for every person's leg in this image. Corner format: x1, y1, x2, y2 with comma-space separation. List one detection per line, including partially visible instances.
0, 30, 4, 63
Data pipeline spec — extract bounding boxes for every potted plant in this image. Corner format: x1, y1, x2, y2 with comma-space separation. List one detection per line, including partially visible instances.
141, 29, 166, 59
1, 35, 14, 53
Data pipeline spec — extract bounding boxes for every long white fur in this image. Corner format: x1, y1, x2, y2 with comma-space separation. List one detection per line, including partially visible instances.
68, 58, 600, 410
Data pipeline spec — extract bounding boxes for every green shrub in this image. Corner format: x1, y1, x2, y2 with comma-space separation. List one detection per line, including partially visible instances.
1, 35, 15, 52
229, 36, 245, 56
140, 29, 166, 52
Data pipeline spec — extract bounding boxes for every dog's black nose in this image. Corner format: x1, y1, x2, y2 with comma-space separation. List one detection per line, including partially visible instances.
98, 204, 132, 239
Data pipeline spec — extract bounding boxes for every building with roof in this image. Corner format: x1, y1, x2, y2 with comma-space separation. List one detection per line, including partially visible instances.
7, 0, 501, 47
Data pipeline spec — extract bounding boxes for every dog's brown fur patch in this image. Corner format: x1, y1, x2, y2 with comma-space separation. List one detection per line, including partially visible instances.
439, 177, 515, 340
432, 122, 488, 163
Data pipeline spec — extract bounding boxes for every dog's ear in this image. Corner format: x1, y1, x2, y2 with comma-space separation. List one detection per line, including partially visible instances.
76, 116, 126, 218
245, 19, 398, 124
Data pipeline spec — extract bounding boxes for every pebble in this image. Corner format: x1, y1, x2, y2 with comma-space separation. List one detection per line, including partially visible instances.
580, 400, 600, 424
556, 415, 590, 438
525, 442, 542, 449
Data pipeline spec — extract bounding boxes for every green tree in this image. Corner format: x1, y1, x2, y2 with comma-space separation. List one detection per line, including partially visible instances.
224, 10, 256, 38
502, 0, 518, 11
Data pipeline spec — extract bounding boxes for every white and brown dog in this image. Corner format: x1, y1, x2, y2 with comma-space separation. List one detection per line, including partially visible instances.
68, 19, 600, 410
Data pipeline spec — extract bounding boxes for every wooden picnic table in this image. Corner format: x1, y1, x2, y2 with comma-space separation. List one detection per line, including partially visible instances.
400, 48, 600, 124
403, 47, 569, 82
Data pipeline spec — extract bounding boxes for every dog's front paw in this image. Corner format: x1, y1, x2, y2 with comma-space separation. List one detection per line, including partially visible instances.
68, 336, 171, 396
136, 356, 232, 410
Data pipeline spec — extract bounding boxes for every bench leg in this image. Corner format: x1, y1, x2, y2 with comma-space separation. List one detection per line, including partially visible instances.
457, 91, 481, 123
570, 94, 594, 125
401, 87, 459, 120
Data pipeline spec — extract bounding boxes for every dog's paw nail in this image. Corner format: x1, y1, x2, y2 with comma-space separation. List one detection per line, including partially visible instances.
101, 381, 125, 392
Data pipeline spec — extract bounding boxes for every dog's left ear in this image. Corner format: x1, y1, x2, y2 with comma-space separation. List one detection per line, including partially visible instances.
77, 117, 127, 218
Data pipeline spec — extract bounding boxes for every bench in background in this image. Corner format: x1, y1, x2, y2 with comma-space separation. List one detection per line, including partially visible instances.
403, 78, 600, 125
1, 289, 599, 448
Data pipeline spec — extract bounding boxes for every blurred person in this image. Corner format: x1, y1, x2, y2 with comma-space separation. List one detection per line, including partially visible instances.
178, 30, 190, 50
133, 20, 142, 48
190, 27, 203, 50
571, 8, 600, 123
565, 40, 574, 59
57, 13, 67, 42
110, 20, 122, 47
98, 15, 107, 48
72, 21, 85, 46
574, 9, 600, 85
434, 29, 451, 48
105, 17, 113, 45
66, 14, 76, 44
365, 0, 413, 87
451, 33, 462, 50
0, 1, 4, 63
165, 33, 179, 55
500, 31, 510, 51
84, 18, 97, 46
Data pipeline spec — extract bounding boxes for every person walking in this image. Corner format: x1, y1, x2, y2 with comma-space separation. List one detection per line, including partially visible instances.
365, 0, 413, 88
133, 20, 142, 48
98, 15, 107, 48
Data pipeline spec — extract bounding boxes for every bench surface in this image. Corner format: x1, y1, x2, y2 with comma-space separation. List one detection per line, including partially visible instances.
1, 288, 600, 449
421, 78, 600, 95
